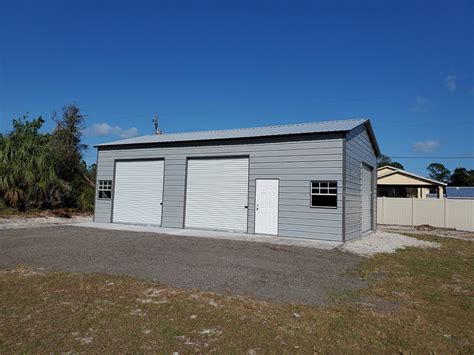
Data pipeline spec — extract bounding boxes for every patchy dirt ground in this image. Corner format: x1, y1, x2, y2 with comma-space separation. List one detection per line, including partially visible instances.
379, 224, 474, 241
1, 232, 473, 353
341, 231, 441, 257
0, 226, 364, 305
0, 214, 92, 229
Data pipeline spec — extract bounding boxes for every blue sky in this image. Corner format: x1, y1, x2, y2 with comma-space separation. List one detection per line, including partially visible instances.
0, 0, 473, 175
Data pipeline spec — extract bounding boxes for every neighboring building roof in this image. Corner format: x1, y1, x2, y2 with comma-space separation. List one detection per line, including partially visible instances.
95, 118, 380, 155
446, 187, 474, 199
377, 166, 398, 177
378, 166, 397, 170
377, 167, 447, 186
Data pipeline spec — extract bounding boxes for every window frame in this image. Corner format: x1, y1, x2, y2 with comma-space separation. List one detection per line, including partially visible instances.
97, 180, 113, 200
310, 180, 338, 208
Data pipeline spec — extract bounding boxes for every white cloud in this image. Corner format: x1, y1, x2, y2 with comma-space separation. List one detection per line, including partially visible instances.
89, 123, 138, 139
443, 75, 456, 92
412, 96, 430, 112
412, 140, 440, 153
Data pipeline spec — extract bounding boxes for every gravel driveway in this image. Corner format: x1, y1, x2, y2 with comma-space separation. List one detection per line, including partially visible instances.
0, 226, 365, 304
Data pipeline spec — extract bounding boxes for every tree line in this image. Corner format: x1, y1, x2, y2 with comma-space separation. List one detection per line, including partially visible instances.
0, 105, 96, 212
378, 154, 474, 186
1, 109, 472, 212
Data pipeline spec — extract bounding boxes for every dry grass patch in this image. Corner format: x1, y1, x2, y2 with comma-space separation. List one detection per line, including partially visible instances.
0, 234, 473, 353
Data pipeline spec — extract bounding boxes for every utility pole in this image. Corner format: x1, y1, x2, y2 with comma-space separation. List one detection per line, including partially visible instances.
153, 114, 162, 135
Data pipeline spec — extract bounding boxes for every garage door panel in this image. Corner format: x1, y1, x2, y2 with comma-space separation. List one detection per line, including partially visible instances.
185, 158, 249, 232
113, 160, 164, 226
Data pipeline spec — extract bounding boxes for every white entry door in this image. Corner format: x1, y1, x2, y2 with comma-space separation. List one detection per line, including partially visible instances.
255, 179, 279, 235
112, 160, 164, 226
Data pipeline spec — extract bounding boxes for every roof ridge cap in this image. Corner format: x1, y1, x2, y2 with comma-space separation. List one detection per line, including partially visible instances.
159, 118, 368, 137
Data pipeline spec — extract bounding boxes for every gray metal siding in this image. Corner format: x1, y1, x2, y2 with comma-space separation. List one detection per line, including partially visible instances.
94, 133, 344, 241
344, 125, 377, 240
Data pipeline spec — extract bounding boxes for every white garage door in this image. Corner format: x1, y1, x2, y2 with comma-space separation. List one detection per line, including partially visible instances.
185, 158, 249, 232
361, 164, 373, 233
112, 160, 164, 226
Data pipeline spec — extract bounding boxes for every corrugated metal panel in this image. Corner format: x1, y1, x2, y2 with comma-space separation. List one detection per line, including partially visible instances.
96, 118, 368, 147
446, 187, 474, 199
344, 124, 378, 240
112, 160, 164, 226
361, 165, 373, 233
185, 158, 249, 232
94, 133, 345, 241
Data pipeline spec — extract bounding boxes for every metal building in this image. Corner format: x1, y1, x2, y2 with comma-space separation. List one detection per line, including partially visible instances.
94, 118, 380, 242
446, 187, 474, 199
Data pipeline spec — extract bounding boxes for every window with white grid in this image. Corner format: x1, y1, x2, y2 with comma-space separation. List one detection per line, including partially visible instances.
97, 180, 112, 199
310, 181, 337, 208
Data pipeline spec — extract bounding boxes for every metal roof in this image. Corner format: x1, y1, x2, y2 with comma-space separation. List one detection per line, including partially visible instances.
95, 118, 380, 154
446, 187, 474, 199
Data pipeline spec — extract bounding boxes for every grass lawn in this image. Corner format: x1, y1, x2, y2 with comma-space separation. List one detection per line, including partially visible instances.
0, 234, 472, 353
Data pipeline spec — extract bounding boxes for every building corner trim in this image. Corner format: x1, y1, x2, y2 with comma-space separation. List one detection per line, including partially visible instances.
342, 133, 346, 243
93, 148, 99, 223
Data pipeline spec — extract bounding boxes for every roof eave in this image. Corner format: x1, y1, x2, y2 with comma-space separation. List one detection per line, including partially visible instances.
360, 119, 381, 157
93, 129, 350, 149
377, 169, 447, 186
377, 166, 398, 171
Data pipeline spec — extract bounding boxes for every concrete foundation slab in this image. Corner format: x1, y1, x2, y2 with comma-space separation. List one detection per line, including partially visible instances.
72, 222, 342, 250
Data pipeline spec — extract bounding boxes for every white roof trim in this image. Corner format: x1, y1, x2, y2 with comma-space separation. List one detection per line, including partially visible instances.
377, 166, 398, 171
377, 166, 398, 177
377, 168, 447, 186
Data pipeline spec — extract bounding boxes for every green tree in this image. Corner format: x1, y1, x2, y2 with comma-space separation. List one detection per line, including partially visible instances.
0, 116, 67, 210
52, 104, 95, 209
77, 163, 97, 211
87, 163, 97, 183
0, 105, 96, 212
450, 167, 474, 186
426, 163, 451, 183
377, 154, 404, 170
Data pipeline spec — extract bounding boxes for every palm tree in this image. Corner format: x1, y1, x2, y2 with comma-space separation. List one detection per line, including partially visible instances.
0, 116, 67, 210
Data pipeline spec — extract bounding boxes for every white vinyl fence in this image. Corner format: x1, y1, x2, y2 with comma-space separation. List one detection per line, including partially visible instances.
377, 197, 474, 232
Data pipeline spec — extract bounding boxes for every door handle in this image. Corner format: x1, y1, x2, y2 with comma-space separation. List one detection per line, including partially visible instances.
244, 205, 248, 209
256, 204, 259, 211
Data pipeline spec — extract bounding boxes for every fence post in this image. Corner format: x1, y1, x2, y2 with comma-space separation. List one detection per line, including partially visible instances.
471, 201, 474, 232
443, 198, 447, 228
411, 197, 415, 226
381, 197, 385, 224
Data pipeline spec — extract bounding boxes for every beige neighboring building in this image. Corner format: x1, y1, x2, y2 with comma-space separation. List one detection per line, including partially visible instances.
377, 166, 446, 198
